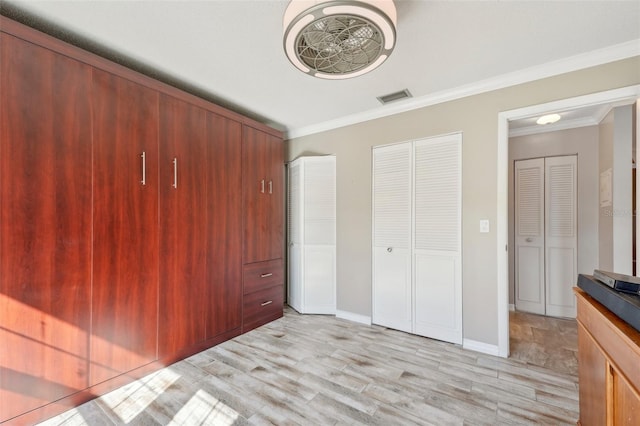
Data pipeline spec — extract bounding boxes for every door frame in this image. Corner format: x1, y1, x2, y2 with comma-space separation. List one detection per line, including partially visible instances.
496, 85, 640, 357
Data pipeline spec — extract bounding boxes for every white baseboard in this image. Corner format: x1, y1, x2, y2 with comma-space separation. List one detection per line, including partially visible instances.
509, 304, 515, 312
463, 338, 500, 357
336, 310, 372, 325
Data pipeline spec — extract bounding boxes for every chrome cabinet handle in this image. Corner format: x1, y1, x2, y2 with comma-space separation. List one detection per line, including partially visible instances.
261, 300, 273, 307
140, 152, 146, 185
260, 273, 273, 278
525, 237, 533, 243
268, 180, 273, 194
172, 158, 178, 189
261, 179, 265, 193
387, 247, 393, 253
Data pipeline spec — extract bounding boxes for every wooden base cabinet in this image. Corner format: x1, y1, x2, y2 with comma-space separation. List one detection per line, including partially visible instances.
0, 16, 282, 425
241, 125, 285, 331
575, 288, 640, 426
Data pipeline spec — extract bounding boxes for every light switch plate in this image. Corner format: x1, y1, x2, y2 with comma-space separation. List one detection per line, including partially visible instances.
480, 219, 490, 233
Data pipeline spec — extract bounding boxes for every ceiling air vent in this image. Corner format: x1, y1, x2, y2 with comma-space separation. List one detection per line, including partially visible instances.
377, 89, 412, 105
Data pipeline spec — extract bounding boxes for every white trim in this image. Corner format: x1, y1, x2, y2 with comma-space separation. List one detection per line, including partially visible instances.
463, 339, 500, 357
509, 116, 600, 138
509, 304, 515, 312
336, 310, 372, 325
496, 84, 640, 359
286, 39, 640, 139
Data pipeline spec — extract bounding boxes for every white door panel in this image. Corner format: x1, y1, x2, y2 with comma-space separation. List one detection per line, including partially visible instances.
414, 253, 461, 343
373, 247, 412, 332
546, 246, 576, 317
516, 246, 544, 312
515, 158, 545, 315
545, 155, 577, 318
303, 246, 336, 314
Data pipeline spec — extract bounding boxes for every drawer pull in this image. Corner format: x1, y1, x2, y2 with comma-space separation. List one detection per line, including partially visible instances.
260, 273, 273, 278
261, 300, 273, 307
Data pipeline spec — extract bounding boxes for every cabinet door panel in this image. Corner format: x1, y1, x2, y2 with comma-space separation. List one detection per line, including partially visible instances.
242, 126, 283, 264
577, 323, 606, 426
268, 136, 284, 261
0, 34, 92, 421
158, 95, 208, 357
242, 126, 269, 264
206, 114, 242, 338
91, 69, 159, 385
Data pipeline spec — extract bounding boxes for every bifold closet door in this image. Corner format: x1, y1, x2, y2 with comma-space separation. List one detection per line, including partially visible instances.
372, 143, 413, 333
413, 135, 462, 344
544, 155, 577, 318
515, 158, 545, 315
515, 155, 577, 318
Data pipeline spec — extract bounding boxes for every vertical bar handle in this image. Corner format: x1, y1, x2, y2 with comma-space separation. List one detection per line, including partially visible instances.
172, 158, 178, 189
268, 180, 273, 194
140, 152, 146, 186
261, 179, 265, 193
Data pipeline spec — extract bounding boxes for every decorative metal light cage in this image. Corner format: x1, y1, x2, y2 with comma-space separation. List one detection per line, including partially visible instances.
283, 0, 397, 79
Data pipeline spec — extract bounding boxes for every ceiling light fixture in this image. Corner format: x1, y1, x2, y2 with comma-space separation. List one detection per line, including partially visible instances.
536, 113, 561, 125
283, 0, 397, 79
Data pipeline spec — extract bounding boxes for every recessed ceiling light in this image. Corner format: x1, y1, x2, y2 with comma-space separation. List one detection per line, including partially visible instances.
536, 113, 561, 125
283, 0, 397, 80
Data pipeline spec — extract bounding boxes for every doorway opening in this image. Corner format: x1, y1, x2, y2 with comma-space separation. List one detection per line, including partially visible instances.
496, 85, 640, 357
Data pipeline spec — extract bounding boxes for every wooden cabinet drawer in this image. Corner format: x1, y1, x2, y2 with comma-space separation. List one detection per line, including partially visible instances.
243, 258, 283, 294
243, 285, 283, 332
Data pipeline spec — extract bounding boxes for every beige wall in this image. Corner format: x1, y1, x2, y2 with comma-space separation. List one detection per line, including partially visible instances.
508, 127, 600, 305
286, 57, 640, 346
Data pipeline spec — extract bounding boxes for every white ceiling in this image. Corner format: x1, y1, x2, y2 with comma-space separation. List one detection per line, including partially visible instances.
3, 0, 640, 138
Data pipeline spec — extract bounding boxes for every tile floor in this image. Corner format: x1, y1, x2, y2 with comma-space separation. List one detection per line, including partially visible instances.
37, 308, 579, 425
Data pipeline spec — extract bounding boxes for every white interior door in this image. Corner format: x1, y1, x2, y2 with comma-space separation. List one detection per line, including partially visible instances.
413, 135, 462, 344
372, 143, 412, 333
302, 158, 336, 314
545, 155, 577, 318
287, 161, 303, 313
515, 158, 545, 315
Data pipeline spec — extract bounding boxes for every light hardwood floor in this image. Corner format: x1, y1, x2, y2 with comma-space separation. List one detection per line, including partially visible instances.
38, 308, 579, 425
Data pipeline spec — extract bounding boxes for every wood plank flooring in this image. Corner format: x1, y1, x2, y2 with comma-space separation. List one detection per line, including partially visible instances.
38, 308, 579, 425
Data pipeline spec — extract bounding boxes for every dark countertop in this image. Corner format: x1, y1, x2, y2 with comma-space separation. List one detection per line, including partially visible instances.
577, 274, 640, 333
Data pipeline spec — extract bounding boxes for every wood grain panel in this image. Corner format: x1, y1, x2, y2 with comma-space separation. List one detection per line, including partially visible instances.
577, 323, 607, 426
0, 34, 93, 421
243, 259, 284, 295
611, 368, 640, 425
158, 94, 208, 357
91, 69, 160, 385
206, 113, 242, 339
242, 126, 284, 264
242, 286, 284, 333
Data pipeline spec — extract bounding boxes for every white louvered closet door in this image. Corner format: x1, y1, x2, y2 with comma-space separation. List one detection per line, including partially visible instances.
545, 155, 577, 318
302, 157, 336, 314
413, 134, 462, 344
288, 161, 303, 312
515, 158, 545, 315
372, 143, 412, 333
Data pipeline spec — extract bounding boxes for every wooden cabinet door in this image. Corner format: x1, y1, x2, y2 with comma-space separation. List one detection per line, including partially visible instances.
577, 322, 607, 426
267, 134, 284, 262
158, 95, 208, 357
206, 114, 242, 338
0, 34, 93, 421
91, 69, 159, 385
242, 126, 283, 264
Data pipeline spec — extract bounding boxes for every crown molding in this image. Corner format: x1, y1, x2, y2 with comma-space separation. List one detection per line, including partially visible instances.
509, 117, 599, 138
285, 39, 640, 140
